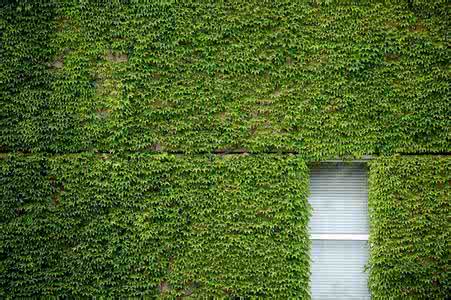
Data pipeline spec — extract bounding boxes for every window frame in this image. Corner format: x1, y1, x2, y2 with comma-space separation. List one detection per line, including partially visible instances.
308, 159, 372, 298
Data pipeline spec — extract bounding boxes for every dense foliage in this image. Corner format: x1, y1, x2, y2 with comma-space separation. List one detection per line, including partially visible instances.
368, 156, 450, 299
0, 154, 310, 298
1, 0, 449, 298
1, 0, 449, 157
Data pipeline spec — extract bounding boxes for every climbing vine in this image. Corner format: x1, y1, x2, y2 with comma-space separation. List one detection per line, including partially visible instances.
0, 0, 449, 298
368, 156, 450, 299
0, 0, 449, 157
0, 154, 310, 297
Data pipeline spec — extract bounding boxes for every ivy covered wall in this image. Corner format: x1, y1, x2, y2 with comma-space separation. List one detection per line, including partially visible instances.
1, 0, 449, 157
0, 0, 449, 298
0, 154, 310, 297
368, 156, 450, 299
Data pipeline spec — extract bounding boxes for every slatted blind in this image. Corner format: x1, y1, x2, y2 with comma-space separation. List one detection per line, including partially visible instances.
311, 240, 370, 299
309, 162, 370, 299
309, 163, 369, 234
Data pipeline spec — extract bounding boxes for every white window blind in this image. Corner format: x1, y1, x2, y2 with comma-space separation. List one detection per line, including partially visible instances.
309, 162, 370, 300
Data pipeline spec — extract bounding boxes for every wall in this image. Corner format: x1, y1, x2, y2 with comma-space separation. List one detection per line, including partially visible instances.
1, 0, 448, 157
0, 154, 310, 297
0, 0, 449, 298
368, 156, 450, 299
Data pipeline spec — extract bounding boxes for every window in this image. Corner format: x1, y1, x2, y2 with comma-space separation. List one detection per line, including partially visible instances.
309, 162, 370, 299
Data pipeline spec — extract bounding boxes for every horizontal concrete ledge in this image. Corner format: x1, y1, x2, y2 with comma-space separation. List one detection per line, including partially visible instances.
314, 155, 374, 162
0, 151, 450, 158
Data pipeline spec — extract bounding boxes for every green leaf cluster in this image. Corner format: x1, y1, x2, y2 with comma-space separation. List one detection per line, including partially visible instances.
368, 156, 450, 299
0, 1, 449, 157
0, 154, 310, 298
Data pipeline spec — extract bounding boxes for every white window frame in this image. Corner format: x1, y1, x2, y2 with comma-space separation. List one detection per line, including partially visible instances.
309, 158, 371, 242
310, 233, 369, 240
309, 159, 372, 298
